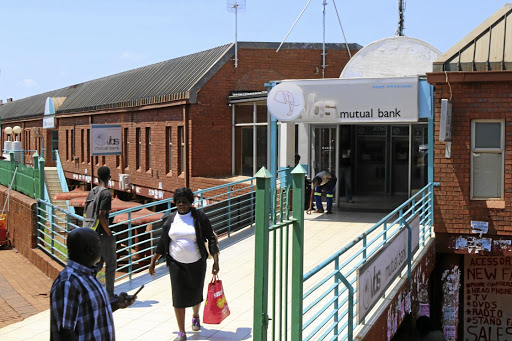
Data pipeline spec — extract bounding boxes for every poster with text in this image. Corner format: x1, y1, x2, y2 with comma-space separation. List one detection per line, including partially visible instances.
464, 255, 512, 341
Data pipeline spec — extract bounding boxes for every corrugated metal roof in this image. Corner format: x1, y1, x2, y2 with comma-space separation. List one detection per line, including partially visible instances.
433, 4, 512, 72
0, 41, 361, 121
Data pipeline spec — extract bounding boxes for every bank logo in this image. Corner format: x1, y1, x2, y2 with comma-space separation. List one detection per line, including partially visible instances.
267, 83, 304, 121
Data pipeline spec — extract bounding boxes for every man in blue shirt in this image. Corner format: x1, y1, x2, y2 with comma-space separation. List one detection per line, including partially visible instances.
50, 228, 136, 340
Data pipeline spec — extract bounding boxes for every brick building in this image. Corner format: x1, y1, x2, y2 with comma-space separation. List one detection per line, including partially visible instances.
0, 42, 360, 201
427, 4, 512, 340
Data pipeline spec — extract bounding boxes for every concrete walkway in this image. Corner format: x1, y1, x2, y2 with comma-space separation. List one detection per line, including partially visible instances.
0, 210, 385, 340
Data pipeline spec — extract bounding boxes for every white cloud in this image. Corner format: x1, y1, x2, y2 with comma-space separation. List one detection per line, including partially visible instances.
121, 51, 145, 61
18, 78, 38, 88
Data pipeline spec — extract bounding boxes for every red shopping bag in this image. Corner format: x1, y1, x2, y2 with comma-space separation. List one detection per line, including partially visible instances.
203, 275, 230, 324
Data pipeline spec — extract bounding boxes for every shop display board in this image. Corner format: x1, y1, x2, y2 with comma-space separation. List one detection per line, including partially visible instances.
464, 255, 512, 340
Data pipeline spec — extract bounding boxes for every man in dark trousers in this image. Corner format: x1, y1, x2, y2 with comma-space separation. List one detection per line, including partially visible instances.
95, 166, 116, 299
307, 170, 337, 214
50, 228, 136, 340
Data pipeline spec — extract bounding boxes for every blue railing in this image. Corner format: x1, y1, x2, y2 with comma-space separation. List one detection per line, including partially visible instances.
301, 182, 435, 341
35, 174, 261, 282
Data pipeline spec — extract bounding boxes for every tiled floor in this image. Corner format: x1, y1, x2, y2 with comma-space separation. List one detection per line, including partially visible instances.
0, 209, 385, 340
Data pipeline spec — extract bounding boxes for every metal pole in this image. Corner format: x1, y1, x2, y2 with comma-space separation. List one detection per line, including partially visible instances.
291, 165, 305, 340
235, 4, 238, 68
322, 0, 327, 78
276, 0, 313, 53
253, 167, 272, 341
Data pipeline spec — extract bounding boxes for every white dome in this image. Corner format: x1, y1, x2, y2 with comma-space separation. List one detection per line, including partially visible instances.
340, 36, 441, 78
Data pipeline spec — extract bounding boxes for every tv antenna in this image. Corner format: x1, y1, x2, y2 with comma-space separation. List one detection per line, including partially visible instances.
396, 0, 406, 36
276, 0, 352, 78
227, 0, 246, 68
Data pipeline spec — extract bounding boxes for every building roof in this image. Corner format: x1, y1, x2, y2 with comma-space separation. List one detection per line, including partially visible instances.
433, 4, 512, 72
0, 41, 360, 121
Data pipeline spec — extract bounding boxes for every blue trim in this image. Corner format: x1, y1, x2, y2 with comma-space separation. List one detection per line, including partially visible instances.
418, 79, 433, 119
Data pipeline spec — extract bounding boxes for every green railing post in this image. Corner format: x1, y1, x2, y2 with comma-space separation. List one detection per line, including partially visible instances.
253, 167, 272, 341
38, 156, 46, 239
9, 151, 15, 192
291, 165, 305, 340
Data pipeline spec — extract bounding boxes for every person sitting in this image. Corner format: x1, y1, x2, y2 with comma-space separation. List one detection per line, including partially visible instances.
307, 170, 337, 214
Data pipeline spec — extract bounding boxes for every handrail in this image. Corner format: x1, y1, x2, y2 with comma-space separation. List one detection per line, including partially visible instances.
302, 182, 435, 340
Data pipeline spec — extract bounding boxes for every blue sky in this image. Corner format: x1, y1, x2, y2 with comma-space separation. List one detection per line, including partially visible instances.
0, 0, 507, 101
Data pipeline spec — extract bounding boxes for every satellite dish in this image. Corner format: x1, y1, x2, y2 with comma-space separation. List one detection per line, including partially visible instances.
226, 0, 246, 68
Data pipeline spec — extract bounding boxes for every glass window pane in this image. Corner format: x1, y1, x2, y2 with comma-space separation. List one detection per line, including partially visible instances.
241, 128, 254, 176
473, 153, 501, 198
256, 126, 267, 170
475, 123, 501, 148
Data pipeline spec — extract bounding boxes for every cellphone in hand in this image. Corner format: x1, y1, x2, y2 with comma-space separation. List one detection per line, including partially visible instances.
133, 284, 144, 297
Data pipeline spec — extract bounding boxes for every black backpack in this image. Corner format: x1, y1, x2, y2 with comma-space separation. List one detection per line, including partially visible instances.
83, 186, 108, 230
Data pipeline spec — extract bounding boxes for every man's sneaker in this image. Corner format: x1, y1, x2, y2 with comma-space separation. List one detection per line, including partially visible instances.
174, 332, 187, 341
192, 317, 201, 331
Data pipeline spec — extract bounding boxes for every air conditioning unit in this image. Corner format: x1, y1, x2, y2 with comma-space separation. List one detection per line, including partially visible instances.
119, 174, 130, 191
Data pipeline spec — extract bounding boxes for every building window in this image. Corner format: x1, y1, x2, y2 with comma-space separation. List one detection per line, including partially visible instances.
80, 129, 84, 162
471, 120, 504, 199
65, 130, 69, 160
123, 128, 129, 170
166, 127, 172, 173
71, 129, 75, 161
145, 127, 151, 171
86, 129, 90, 163
136, 128, 141, 170
178, 126, 185, 174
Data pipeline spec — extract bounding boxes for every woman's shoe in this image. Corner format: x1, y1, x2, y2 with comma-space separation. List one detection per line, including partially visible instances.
313, 209, 324, 213
174, 332, 187, 341
192, 317, 201, 331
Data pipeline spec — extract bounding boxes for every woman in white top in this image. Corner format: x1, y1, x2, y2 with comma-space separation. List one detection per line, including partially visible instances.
149, 187, 219, 341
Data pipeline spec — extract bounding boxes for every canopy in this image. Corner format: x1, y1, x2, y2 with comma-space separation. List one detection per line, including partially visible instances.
54, 187, 89, 200
112, 208, 165, 225
68, 196, 142, 212
110, 197, 142, 212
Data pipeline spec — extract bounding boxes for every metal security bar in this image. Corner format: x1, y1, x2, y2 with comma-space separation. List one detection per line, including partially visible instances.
253, 165, 305, 341
301, 182, 435, 341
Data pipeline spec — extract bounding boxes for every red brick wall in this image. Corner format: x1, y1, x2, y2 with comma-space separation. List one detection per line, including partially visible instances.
191, 46, 355, 177
1, 45, 356, 201
0, 185, 63, 279
430, 78, 512, 235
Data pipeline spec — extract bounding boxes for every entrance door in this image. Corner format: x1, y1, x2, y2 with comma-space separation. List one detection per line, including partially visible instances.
355, 126, 386, 193
312, 127, 336, 176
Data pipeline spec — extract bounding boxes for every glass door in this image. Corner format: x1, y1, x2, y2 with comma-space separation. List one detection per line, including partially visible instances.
311, 127, 336, 176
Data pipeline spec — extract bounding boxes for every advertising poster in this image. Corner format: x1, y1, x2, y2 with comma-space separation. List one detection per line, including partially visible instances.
464, 255, 512, 340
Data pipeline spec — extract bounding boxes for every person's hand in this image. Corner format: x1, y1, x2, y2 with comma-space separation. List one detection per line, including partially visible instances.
306, 207, 312, 215
212, 261, 219, 275
148, 263, 156, 276
116, 292, 136, 309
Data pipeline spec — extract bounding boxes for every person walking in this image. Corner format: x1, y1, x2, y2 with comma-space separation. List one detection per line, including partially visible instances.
148, 187, 220, 341
340, 147, 353, 203
307, 170, 337, 214
94, 166, 116, 299
50, 228, 136, 340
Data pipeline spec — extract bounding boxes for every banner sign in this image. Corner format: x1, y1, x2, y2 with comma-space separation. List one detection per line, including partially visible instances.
267, 77, 419, 123
90, 124, 122, 155
43, 97, 56, 129
357, 214, 420, 322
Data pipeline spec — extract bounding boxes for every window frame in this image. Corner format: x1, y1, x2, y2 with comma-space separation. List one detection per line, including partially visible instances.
470, 119, 505, 200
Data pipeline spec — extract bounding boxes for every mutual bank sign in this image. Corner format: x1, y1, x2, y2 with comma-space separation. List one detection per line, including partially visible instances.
357, 214, 420, 322
267, 77, 419, 123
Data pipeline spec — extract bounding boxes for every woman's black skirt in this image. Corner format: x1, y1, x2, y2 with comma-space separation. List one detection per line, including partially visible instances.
167, 255, 207, 308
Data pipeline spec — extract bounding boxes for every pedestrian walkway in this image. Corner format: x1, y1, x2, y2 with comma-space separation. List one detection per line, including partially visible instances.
0, 248, 53, 329
0, 210, 385, 340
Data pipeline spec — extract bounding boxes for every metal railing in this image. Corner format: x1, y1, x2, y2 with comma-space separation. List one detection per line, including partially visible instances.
0, 151, 44, 199
35, 173, 266, 282
301, 182, 435, 340
253, 165, 305, 341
